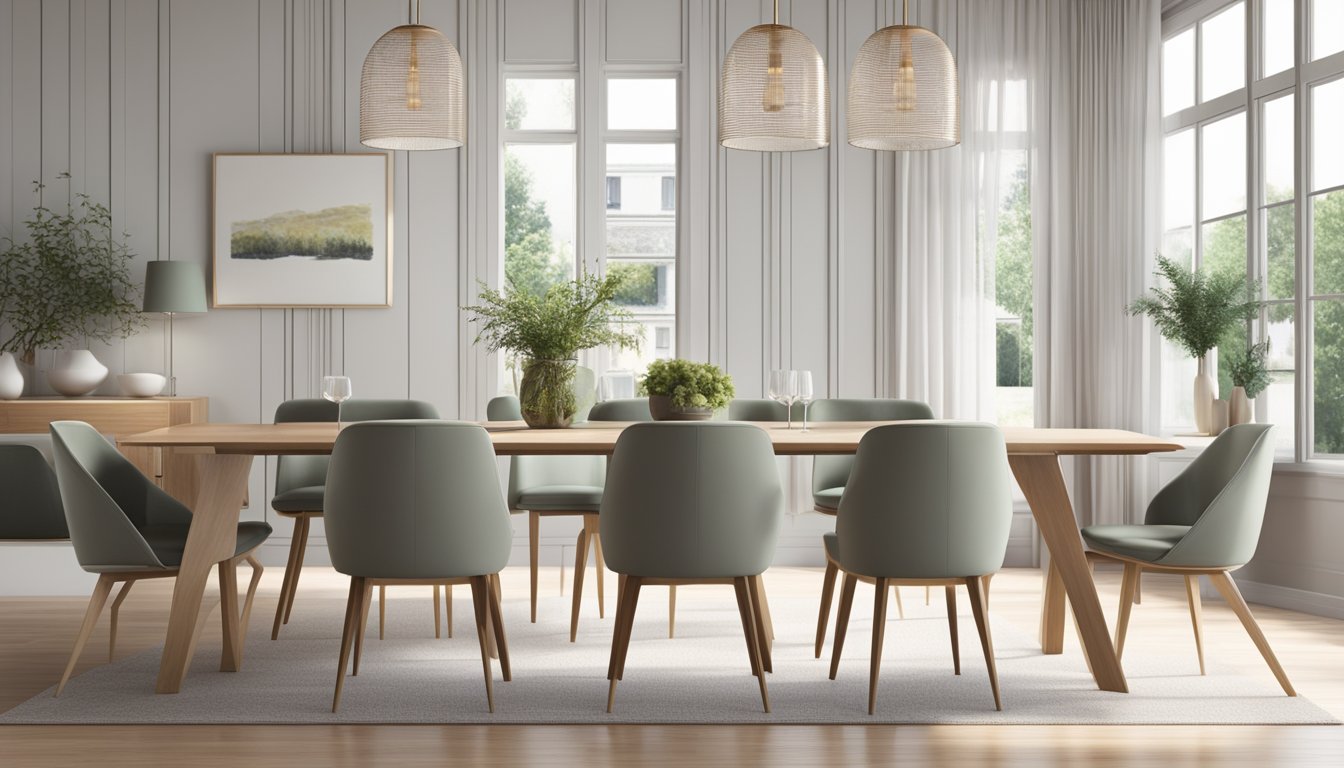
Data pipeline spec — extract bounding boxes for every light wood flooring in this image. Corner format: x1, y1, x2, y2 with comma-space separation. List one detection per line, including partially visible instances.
2, 565, 1341, 767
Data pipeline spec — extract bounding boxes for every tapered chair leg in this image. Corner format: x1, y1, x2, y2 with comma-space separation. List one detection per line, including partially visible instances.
584, 515, 605, 619
735, 577, 771, 713
354, 581, 373, 676
570, 527, 590, 642
272, 513, 309, 640
1209, 571, 1296, 696
868, 577, 891, 714
967, 575, 1002, 711
893, 584, 905, 619
55, 574, 115, 697
1185, 574, 1206, 675
108, 580, 135, 662
1134, 570, 1143, 604
749, 575, 773, 673
529, 511, 540, 624
332, 577, 363, 712
926, 585, 931, 605
445, 583, 454, 638
283, 514, 311, 626
829, 573, 859, 680
668, 585, 677, 638
606, 575, 641, 712
469, 576, 497, 713
433, 585, 442, 639
234, 555, 265, 661
488, 573, 511, 682
1114, 562, 1141, 660
815, 558, 839, 658
945, 585, 961, 675
378, 585, 386, 640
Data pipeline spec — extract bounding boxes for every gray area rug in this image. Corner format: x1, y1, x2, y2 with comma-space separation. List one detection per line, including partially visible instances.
2, 589, 1335, 725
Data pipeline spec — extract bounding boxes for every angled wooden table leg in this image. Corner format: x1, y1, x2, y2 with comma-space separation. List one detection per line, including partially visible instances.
1039, 559, 1066, 653
1009, 453, 1128, 693
155, 454, 253, 694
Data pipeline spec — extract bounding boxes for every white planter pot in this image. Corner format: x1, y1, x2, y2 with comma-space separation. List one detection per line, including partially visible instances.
47, 350, 109, 397
1193, 355, 1216, 435
1229, 386, 1254, 426
0, 352, 23, 400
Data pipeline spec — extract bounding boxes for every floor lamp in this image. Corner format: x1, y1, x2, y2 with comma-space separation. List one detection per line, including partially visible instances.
142, 261, 207, 397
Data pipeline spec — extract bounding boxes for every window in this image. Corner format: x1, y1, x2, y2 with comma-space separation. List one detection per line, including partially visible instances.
1161, 0, 1344, 458
987, 80, 1033, 427
661, 176, 676, 211
606, 176, 622, 210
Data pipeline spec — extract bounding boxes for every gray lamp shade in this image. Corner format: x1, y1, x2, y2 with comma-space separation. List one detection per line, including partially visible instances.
142, 261, 207, 314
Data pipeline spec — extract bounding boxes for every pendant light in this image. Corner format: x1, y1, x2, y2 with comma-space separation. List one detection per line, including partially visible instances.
360, 0, 465, 151
848, 0, 959, 151
719, 0, 829, 151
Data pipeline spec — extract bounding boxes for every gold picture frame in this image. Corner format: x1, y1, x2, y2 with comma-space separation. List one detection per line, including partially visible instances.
211, 153, 394, 308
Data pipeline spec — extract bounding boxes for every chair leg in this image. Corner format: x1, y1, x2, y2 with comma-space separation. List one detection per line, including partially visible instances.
570, 527, 590, 643
1134, 569, 1143, 604
734, 577, 771, 713
868, 577, 891, 714
754, 575, 775, 643
829, 572, 859, 680
378, 585, 386, 640
926, 585, 931, 606
55, 574, 115, 697
354, 581, 373, 676
585, 516, 605, 620
748, 575, 773, 673
606, 575, 641, 712
486, 573, 512, 682
893, 583, 904, 619
815, 558, 839, 658
529, 511, 540, 624
668, 585, 677, 639
332, 577, 362, 712
983, 573, 994, 610
1114, 562, 1140, 661
615, 580, 643, 683
1209, 571, 1296, 696
445, 583, 454, 638
108, 580, 135, 662
233, 555, 265, 662
433, 584, 442, 639
283, 514, 311, 626
272, 515, 305, 640
468, 575, 497, 713
945, 585, 961, 675
967, 575, 1002, 711
1184, 574, 1206, 675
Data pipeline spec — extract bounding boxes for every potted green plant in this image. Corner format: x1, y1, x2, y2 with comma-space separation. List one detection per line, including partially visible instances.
0, 177, 143, 398
1225, 339, 1271, 426
1127, 255, 1260, 435
467, 272, 640, 428
639, 358, 735, 421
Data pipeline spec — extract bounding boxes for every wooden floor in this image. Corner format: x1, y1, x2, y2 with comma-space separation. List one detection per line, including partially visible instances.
2, 565, 1341, 767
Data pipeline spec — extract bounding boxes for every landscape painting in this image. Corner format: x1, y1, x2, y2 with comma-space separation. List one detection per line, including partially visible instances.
213, 153, 392, 307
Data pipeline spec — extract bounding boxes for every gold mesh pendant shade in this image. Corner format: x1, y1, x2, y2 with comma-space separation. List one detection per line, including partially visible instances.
848, 24, 960, 151
360, 24, 465, 151
719, 23, 830, 151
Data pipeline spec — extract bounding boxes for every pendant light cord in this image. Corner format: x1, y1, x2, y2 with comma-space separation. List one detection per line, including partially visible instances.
408, 0, 420, 24
773, 0, 779, 25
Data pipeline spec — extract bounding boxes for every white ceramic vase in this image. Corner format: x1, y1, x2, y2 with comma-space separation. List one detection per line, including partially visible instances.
1193, 354, 1216, 435
0, 352, 24, 400
47, 350, 109, 397
1229, 386, 1254, 426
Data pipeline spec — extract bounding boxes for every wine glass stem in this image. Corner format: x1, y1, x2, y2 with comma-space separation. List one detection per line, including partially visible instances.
786, 399, 793, 430
802, 402, 809, 431
337, 402, 342, 431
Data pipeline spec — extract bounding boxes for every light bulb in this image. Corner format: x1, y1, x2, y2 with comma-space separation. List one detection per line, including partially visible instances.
894, 33, 916, 112
405, 29, 422, 110
762, 47, 785, 113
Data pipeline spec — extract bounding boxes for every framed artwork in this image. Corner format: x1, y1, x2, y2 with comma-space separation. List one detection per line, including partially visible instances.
212, 153, 393, 307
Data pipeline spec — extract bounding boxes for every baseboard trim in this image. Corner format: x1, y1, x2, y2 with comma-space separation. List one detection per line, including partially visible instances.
1231, 577, 1344, 621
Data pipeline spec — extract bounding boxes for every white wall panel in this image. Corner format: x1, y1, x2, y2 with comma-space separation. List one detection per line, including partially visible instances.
504, 0, 577, 64
606, 0, 681, 63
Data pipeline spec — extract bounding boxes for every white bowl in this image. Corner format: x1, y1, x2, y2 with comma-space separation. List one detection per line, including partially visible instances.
118, 373, 167, 398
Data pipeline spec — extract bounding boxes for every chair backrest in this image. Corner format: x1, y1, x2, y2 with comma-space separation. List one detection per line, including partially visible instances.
1147, 423, 1276, 568
49, 421, 184, 572
0, 441, 69, 539
600, 422, 783, 579
273, 398, 440, 498
324, 420, 512, 579
835, 422, 1013, 579
589, 398, 652, 422
810, 398, 936, 496
487, 396, 605, 508
726, 398, 802, 422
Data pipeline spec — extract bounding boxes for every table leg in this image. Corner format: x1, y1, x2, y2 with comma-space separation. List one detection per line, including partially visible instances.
1009, 453, 1128, 693
155, 454, 253, 694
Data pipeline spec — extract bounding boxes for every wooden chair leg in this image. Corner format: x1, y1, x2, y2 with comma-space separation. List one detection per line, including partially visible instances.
332, 577, 362, 712
378, 585, 386, 640
983, 573, 994, 610
945, 585, 961, 675
1183, 574, 1206, 675
570, 527, 590, 643
469, 576, 497, 713
282, 514, 311, 626
487, 573, 512, 682
668, 584, 677, 639
1114, 562, 1140, 660
734, 576, 771, 713
748, 575, 773, 673
433, 584, 442, 639
585, 516, 605, 619
108, 580, 135, 662
815, 558, 839, 658
529, 511, 540, 624
354, 581, 373, 676
1209, 571, 1296, 696
868, 577, 891, 714
55, 575, 115, 697
606, 576, 641, 712
967, 575, 1002, 710
926, 585, 931, 605
893, 583, 905, 619
234, 555, 264, 662
272, 516, 305, 640
754, 574, 775, 643
1134, 569, 1143, 604
829, 572, 859, 680
445, 583, 454, 638
615, 579, 643, 682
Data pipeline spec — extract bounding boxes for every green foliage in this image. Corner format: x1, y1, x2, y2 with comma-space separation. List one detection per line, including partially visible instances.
1128, 254, 1261, 359
994, 162, 1033, 388
609, 263, 659, 306
1225, 339, 1272, 399
230, 204, 373, 261
466, 271, 642, 362
1308, 192, 1344, 452
996, 324, 1031, 387
0, 177, 144, 362
504, 150, 568, 298
638, 358, 735, 409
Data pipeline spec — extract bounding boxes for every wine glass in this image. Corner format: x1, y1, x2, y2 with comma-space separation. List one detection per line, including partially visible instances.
796, 370, 814, 432
321, 375, 352, 428
768, 370, 792, 429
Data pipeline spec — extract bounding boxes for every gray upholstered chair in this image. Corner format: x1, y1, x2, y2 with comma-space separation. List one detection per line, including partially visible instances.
726, 398, 802, 422
48, 420, 270, 696
601, 422, 783, 713
270, 398, 443, 641
1081, 423, 1294, 696
325, 420, 513, 712
826, 422, 1012, 713
489, 395, 606, 641
588, 398, 652, 421
0, 437, 68, 539
810, 398, 936, 655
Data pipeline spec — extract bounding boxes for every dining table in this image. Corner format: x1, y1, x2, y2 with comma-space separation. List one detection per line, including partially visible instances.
118, 419, 1181, 695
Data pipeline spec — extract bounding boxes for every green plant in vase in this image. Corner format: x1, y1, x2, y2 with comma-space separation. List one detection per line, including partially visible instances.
467, 272, 640, 428
1127, 254, 1260, 434
639, 358, 735, 420
1225, 339, 1271, 426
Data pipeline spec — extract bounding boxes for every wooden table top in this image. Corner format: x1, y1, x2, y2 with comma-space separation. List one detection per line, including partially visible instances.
118, 420, 1184, 457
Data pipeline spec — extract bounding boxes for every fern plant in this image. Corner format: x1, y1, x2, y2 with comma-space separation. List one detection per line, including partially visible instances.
1226, 339, 1272, 399
1127, 254, 1261, 359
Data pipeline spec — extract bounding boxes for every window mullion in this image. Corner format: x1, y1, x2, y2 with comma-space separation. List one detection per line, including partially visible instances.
1295, 0, 1311, 461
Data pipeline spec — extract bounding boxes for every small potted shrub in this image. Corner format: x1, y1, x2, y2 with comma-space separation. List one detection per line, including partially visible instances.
1225, 339, 1271, 426
639, 359, 735, 421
